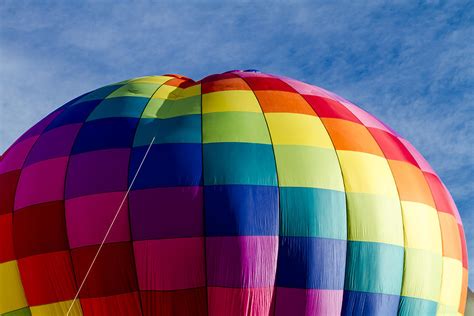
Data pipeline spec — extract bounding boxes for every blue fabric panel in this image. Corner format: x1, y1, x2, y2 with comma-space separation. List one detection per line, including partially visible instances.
134, 115, 201, 146
130, 143, 202, 188
203, 143, 277, 186
46, 100, 102, 130
344, 241, 404, 295
276, 236, 346, 289
342, 291, 400, 315
71, 117, 139, 154
280, 187, 346, 239
205, 185, 279, 236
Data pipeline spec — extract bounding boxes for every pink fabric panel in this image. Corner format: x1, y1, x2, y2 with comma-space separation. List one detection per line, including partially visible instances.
275, 288, 344, 316
66, 191, 130, 248
0, 136, 39, 173
207, 287, 275, 316
14, 156, 68, 210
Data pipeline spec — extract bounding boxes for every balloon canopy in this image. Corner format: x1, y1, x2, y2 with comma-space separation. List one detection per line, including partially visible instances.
0, 71, 468, 315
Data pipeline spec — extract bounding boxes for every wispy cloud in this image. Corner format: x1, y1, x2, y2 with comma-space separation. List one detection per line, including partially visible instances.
1, 0, 473, 286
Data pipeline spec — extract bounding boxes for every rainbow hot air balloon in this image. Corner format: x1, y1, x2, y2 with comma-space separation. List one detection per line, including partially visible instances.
0, 71, 468, 315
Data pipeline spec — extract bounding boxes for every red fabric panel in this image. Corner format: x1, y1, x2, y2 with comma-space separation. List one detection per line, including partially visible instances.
458, 224, 468, 268
424, 172, 454, 215
244, 77, 295, 92
0, 170, 21, 215
71, 242, 138, 298
303, 95, 360, 123
80, 292, 141, 316
18, 250, 77, 306
0, 213, 15, 262
140, 287, 207, 316
369, 128, 419, 166
14, 201, 69, 259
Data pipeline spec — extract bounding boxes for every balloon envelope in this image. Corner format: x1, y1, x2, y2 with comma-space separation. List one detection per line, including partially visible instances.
0, 71, 468, 315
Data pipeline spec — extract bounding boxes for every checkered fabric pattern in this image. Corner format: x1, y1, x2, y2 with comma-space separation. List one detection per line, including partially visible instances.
0, 71, 468, 315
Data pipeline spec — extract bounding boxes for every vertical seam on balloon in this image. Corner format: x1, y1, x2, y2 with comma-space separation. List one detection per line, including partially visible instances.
123, 77, 175, 316
9, 109, 65, 314
273, 76, 350, 314
199, 79, 210, 315
340, 104, 408, 313
60, 83, 124, 315
232, 72, 282, 315
421, 170, 448, 313
11, 96, 94, 314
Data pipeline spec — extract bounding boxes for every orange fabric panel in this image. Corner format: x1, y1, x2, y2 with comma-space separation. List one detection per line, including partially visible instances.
322, 118, 384, 156
459, 268, 468, 314
254, 91, 315, 115
388, 160, 436, 208
437, 212, 462, 260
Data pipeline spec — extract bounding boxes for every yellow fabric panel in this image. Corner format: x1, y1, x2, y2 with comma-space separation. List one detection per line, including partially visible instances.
402, 201, 442, 254
438, 257, 463, 310
141, 97, 201, 119
274, 145, 344, 191
346, 192, 403, 246
128, 76, 172, 84
265, 113, 333, 148
114, 75, 171, 85
401, 248, 442, 301
152, 84, 200, 100
337, 150, 398, 197
30, 300, 82, 316
202, 91, 261, 113
0, 260, 28, 314
436, 303, 459, 316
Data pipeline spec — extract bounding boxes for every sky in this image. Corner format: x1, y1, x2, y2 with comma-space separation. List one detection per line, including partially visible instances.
0, 1, 473, 287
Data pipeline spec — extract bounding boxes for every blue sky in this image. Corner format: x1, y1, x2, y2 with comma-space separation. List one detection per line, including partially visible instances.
1, 1, 473, 286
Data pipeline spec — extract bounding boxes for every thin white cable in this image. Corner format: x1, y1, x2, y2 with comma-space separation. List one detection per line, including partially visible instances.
66, 136, 156, 315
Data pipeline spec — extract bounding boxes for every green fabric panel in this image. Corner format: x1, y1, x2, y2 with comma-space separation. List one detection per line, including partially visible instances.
398, 296, 438, 315
143, 96, 201, 119
87, 96, 150, 120
401, 248, 442, 301
203, 143, 277, 186
133, 115, 201, 146
3, 307, 32, 316
346, 192, 404, 246
202, 112, 271, 144
344, 241, 404, 295
273, 145, 344, 191
280, 187, 346, 239
106, 82, 161, 98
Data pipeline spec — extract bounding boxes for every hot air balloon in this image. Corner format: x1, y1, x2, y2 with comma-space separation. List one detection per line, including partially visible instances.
0, 71, 468, 315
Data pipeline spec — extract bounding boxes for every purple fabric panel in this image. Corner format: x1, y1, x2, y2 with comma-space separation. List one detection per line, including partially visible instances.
129, 186, 203, 240
14, 110, 63, 145
24, 123, 82, 166
206, 236, 278, 288
65, 149, 130, 199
